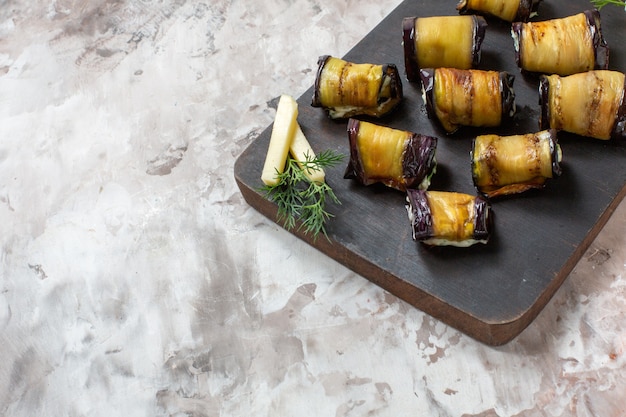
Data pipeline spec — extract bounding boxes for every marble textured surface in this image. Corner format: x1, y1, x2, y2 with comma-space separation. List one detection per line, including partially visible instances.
1, 0, 625, 416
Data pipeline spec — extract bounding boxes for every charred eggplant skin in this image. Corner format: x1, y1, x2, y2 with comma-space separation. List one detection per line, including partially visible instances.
344, 118, 438, 192
311, 55, 403, 119
406, 189, 434, 240
511, 9, 609, 76
473, 196, 491, 241
457, 0, 541, 22
617, 92, 626, 140
420, 68, 516, 134
539, 71, 626, 140
471, 129, 561, 198
405, 189, 492, 246
402, 15, 487, 82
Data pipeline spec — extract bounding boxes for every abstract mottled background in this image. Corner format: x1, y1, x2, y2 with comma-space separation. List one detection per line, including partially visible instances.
1, 0, 625, 416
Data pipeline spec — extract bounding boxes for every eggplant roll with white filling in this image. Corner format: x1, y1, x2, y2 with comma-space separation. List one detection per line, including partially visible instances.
420, 68, 516, 134
471, 129, 562, 198
311, 55, 403, 119
511, 10, 609, 76
406, 189, 492, 247
457, 0, 541, 22
539, 70, 626, 141
344, 119, 437, 192
402, 15, 487, 82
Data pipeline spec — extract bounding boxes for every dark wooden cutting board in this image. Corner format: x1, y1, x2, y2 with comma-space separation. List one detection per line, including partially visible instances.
234, 0, 626, 345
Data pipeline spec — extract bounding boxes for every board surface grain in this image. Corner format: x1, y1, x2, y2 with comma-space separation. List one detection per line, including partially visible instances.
234, 0, 626, 345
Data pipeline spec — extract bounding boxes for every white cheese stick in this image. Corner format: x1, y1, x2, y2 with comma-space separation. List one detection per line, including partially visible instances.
289, 123, 325, 183
261, 95, 299, 186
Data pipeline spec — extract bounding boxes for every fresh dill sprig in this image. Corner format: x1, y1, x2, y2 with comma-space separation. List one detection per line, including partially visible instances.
590, 0, 626, 9
260, 149, 344, 240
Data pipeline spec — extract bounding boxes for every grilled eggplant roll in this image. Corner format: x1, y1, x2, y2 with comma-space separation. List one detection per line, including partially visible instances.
402, 15, 487, 82
420, 68, 516, 134
511, 10, 609, 76
457, 0, 541, 22
471, 129, 562, 198
344, 119, 437, 192
539, 70, 626, 141
311, 55, 403, 119
406, 189, 492, 247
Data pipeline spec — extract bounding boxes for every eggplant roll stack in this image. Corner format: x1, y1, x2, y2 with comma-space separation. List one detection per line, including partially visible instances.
457, 0, 541, 22
402, 15, 487, 82
471, 129, 562, 198
539, 70, 626, 141
406, 189, 492, 247
311, 55, 403, 119
511, 10, 609, 76
344, 119, 437, 192
420, 68, 516, 134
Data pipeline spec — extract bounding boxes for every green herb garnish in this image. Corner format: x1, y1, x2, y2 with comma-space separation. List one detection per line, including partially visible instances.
260, 150, 344, 240
590, 0, 626, 9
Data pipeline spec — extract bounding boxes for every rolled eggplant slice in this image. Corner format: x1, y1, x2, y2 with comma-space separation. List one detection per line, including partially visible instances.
420, 67, 516, 134
539, 70, 626, 140
457, 0, 541, 22
511, 10, 609, 76
402, 15, 487, 82
344, 118, 437, 192
471, 129, 562, 198
406, 189, 492, 247
311, 55, 403, 119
